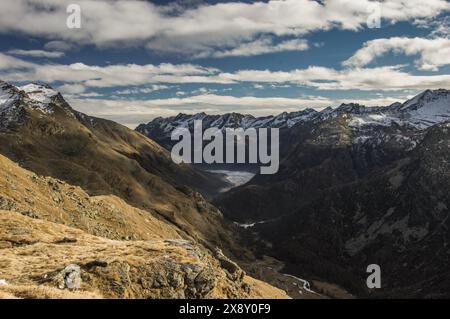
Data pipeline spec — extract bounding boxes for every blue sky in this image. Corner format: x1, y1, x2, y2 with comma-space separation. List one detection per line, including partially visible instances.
0, 0, 449, 127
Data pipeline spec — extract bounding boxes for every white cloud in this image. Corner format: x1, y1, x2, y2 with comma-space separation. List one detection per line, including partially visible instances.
343, 37, 450, 71
224, 65, 450, 90
0, 52, 34, 70
77, 92, 103, 98
6, 49, 65, 59
1, 53, 449, 92
0, 58, 228, 87
191, 87, 218, 95
196, 37, 309, 58
44, 41, 74, 52
0, 0, 448, 57
57, 83, 86, 94
116, 85, 171, 95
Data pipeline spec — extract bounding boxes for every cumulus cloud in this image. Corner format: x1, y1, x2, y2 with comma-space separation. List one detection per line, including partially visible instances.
223, 65, 450, 90
343, 37, 450, 71
0, 58, 227, 87
0, 0, 448, 57
0, 52, 35, 71
191, 87, 218, 95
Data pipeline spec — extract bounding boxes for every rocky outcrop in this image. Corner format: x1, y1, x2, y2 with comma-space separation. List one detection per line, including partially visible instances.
54, 265, 82, 290
214, 248, 245, 281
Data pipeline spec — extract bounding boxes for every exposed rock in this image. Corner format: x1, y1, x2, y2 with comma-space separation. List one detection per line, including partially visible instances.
55, 265, 81, 290
214, 247, 245, 281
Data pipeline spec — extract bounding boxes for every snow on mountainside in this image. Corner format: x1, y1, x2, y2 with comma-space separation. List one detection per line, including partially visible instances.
137, 89, 450, 150
137, 109, 320, 138
397, 89, 450, 128
0, 81, 20, 110
0, 81, 25, 128
348, 89, 450, 130
19, 83, 58, 113
0, 81, 72, 129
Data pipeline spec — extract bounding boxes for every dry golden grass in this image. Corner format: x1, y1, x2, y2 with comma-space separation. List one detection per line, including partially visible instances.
0, 210, 289, 299
243, 277, 292, 299
0, 153, 289, 299
0, 284, 102, 299
0, 154, 181, 241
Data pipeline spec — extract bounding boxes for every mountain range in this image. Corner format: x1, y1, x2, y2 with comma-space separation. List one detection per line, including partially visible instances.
136, 89, 450, 150
137, 89, 450, 298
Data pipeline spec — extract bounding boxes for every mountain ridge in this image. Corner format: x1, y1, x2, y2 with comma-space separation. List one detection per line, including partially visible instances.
136, 89, 450, 151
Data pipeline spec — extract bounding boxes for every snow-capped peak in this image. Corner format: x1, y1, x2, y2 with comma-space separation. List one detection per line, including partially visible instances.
399, 89, 450, 111
0, 80, 68, 129
19, 83, 58, 105
15, 82, 61, 114
397, 89, 450, 129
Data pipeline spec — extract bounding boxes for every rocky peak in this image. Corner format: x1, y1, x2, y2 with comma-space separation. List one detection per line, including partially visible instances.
335, 103, 367, 114
0, 81, 23, 110
0, 81, 28, 129
0, 80, 76, 130
399, 89, 450, 111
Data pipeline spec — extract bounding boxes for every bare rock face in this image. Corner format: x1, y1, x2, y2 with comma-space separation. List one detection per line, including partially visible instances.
214, 248, 245, 281
57, 265, 82, 290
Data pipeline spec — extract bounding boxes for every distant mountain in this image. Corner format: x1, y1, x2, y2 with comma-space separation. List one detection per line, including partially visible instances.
212, 89, 450, 297
135, 89, 450, 155
136, 109, 320, 150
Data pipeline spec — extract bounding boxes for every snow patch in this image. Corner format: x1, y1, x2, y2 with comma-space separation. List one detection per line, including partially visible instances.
19, 83, 58, 114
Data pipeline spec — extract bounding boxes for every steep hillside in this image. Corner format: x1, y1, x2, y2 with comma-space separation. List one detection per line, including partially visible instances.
0, 153, 181, 241
0, 81, 234, 253
0, 153, 289, 299
254, 122, 450, 297
0, 210, 289, 299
